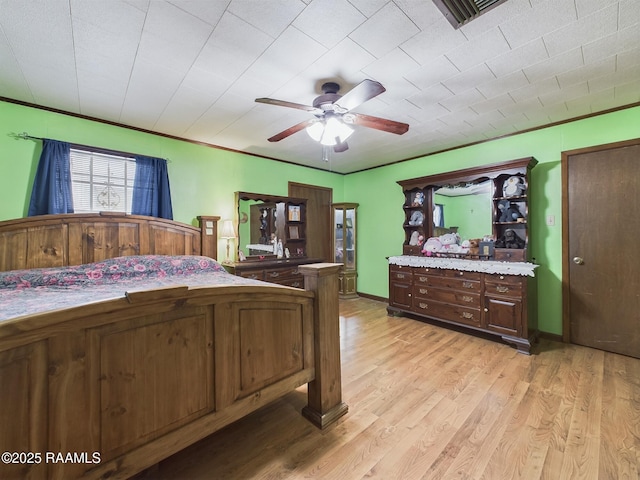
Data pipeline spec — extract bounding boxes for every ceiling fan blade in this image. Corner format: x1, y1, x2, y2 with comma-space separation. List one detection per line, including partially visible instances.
256, 97, 323, 115
267, 119, 315, 142
347, 113, 409, 135
335, 79, 386, 111
334, 141, 349, 153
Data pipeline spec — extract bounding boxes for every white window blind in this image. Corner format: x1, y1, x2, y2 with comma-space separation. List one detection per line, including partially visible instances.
70, 149, 135, 214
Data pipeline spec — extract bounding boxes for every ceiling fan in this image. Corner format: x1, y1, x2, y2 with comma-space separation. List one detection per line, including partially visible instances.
255, 79, 409, 153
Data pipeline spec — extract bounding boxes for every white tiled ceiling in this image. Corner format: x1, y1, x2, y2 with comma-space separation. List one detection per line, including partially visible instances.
0, 0, 638, 174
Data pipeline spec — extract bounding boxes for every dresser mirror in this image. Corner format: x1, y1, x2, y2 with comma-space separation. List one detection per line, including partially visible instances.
235, 192, 307, 261
432, 180, 493, 240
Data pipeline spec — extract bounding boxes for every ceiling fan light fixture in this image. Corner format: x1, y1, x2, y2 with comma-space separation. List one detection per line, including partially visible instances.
306, 117, 353, 146
306, 121, 324, 142
322, 117, 353, 146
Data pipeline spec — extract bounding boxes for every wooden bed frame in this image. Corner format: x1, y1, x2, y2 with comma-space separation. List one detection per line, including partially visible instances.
0, 213, 347, 480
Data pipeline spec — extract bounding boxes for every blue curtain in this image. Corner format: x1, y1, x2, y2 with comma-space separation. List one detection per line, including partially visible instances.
28, 139, 74, 216
131, 155, 173, 220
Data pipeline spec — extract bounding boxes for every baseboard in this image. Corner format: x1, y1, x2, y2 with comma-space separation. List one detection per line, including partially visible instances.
353, 292, 388, 303
537, 330, 563, 343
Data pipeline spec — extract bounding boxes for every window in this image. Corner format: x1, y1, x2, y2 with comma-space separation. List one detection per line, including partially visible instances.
70, 148, 135, 213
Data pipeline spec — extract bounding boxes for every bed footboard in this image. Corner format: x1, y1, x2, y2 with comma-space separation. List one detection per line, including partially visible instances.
0, 264, 345, 480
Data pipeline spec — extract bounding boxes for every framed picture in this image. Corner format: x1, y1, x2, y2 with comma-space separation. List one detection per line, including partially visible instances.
288, 205, 301, 221
296, 247, 305, 257
288, 225, 299, 239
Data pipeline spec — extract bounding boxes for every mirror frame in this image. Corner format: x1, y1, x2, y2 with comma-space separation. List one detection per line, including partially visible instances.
397, 157, 536, 252
235, 191, 307, 263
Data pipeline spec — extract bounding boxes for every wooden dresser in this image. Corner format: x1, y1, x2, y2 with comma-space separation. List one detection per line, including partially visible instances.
225, 258, 324, 288
390, 157, 539, 354
388, 258, 538, 354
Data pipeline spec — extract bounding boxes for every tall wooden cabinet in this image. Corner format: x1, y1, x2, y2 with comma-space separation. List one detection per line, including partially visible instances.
332, 203, 358, 297
388, 158, 539, 354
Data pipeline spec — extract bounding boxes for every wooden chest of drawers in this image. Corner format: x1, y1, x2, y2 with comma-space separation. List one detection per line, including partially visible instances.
388, 264, 537, 354
227, 258, 323, 288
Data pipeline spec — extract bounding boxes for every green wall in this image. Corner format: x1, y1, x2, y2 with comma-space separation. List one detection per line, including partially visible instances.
345, 105, 640, 335
1, 99, 639, 336
0, 100, 345, 255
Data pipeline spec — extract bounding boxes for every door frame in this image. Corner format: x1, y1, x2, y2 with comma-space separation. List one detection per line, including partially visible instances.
561, 137, 640, 342
288, 182, 333, 262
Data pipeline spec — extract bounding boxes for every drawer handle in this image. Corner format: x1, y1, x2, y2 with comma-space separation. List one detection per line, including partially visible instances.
249, 274, 258, 280
462, 295, 474, 303
419, 302, 428, 309
270, 272, 280, 278
293, 269, 300, 275
496, 286, 510, 293
459, 271, 464, 276
397, 273, 406, 279
419, 288, 428, 294
499, 275, 505, 280
292, 282, 301, 288
419, 277, 428, 283
461, 312, 474, 320
462, 281, 474, 289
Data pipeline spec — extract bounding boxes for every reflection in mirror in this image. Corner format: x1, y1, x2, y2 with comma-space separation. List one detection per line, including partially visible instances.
334, 208, 355, 269
433, 180, 492, 240
238, 199, 286, 258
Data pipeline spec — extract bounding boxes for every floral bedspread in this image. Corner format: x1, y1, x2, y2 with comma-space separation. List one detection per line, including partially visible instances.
0, 255, 265, 322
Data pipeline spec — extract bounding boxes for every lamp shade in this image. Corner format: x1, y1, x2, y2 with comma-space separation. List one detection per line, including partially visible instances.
306, 117, 353, 146
220, 219, 235, 239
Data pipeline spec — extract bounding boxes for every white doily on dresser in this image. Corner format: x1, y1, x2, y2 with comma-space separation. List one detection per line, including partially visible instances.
387, 255, 538, 277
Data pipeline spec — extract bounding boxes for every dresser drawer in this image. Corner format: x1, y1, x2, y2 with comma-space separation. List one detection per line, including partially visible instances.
265, 266, 302, 281
414, 285, 480, 308
275, 276, 305, 288
413, 299, 481, 327
494, 249, 526, 262
416, 274, 481, 293
413, 267, 444, 276
441, 269, 481, 281
485, 275, 524, 297
237, 268, 264, 281
390, 265, 412, 284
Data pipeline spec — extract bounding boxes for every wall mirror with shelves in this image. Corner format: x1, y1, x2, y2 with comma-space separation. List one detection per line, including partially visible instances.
235, 192, 307, 262
397, 157, 537, 261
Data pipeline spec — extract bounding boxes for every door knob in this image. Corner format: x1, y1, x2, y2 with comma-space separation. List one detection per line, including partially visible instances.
573, 256, 584, 265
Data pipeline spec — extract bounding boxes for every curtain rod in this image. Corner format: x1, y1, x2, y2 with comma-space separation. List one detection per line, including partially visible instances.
14, 132, 171, 163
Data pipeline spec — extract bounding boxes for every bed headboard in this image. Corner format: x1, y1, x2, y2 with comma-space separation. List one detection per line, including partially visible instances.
0, 212, 219, 271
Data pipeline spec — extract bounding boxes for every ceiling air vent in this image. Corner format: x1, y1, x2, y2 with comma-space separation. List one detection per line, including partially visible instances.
433, 0, 509, 28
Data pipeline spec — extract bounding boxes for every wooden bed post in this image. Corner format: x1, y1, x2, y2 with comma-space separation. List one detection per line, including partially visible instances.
298, 263, 348, 429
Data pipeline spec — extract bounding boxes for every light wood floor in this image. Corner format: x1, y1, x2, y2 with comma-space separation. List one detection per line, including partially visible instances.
153, 297, 640, 480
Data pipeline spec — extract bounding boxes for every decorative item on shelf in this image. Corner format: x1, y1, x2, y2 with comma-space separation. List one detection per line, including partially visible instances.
412, 191, 425, 206
498, 199, 524, 222
288, 205, 301, 221
408, 210, 424, 225
495, 229, 525, 249
422, 237, 442, 256
276, 239, 284, 259
479, 240, 495, 257
409, 231, 421, 246
503, 176, 527, 197
220, 219, 236, 264
289, 225, 299, 239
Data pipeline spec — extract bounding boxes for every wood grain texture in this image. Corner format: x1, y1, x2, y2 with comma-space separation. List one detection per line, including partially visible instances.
153, 297, 640, 480
0, 213, 218, 272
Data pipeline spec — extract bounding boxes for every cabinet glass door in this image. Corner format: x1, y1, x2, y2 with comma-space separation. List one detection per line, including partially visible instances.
333, 203, 358, 297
